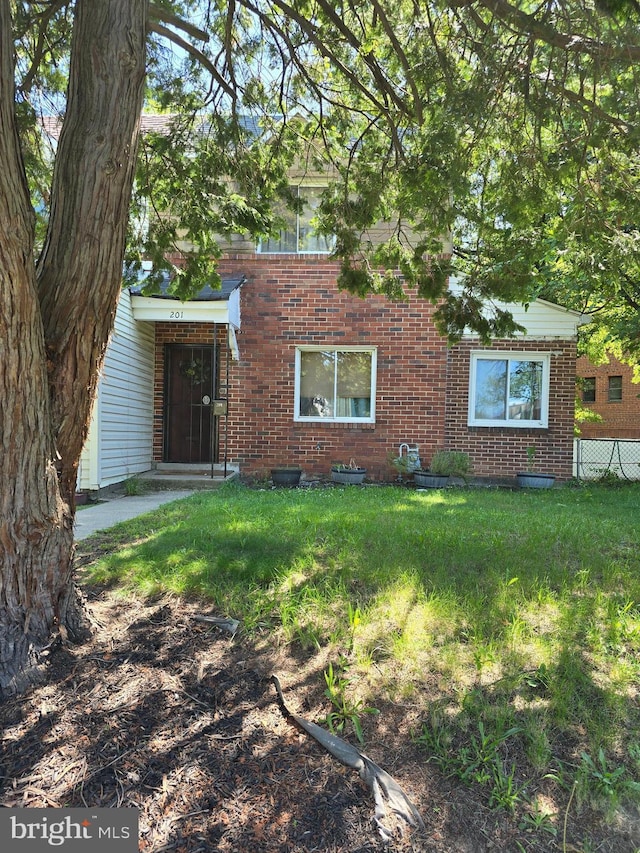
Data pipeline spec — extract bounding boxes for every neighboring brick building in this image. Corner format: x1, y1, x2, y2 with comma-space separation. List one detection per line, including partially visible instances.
576, 355, 640, 439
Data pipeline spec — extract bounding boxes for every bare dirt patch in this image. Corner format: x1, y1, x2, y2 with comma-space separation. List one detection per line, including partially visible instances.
1, 586, 638, 852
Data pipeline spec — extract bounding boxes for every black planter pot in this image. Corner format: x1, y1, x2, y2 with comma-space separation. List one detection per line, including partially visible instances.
516, 472, 556, 489
331, 467, 366, 485
414, 471, 450, 488
271, 467, 302, 487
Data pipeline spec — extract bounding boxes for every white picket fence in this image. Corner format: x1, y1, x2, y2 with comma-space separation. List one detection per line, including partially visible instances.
574, 438, 640, 481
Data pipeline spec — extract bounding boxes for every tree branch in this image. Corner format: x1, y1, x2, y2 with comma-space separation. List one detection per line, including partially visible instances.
16, 0, 68, 96
370, 0, 423, 123
238, 0, 400, 125
148, 21, 236, 101
148, 3, 208, 42
540, 74, 631, 131
474, 0, 640, 61
266, 0, 412, 118
620, 276, 640, 313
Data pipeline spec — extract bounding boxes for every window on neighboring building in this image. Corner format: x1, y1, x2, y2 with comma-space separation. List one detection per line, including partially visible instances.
295, 347, 376, 422
468, 352, 550, 427
582, 377, 596, 403
258, 186, 334, 253
608, 375, 623, 402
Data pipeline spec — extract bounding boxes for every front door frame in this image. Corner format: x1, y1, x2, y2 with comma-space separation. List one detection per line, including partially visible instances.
163, 343, 220, 464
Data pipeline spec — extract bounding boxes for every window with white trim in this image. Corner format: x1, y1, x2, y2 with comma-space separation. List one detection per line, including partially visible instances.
295, 348, 376, 422
468, 352, 550, 427
258, 186, 334, 253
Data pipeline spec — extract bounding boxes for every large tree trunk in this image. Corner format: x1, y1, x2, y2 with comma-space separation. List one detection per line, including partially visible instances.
0, 0, 148, 696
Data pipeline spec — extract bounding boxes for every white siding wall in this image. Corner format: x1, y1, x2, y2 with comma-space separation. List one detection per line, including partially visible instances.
450, 280, 586, 339
501, 299, 586, 339
79, 291, 155, 490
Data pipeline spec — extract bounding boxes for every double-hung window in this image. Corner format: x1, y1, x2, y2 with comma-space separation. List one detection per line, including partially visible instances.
258, 186, 333, 254
468, 352, 550, 428
582, 377, 596, 403
295, 348, 376, 423
608, 375, 623, 402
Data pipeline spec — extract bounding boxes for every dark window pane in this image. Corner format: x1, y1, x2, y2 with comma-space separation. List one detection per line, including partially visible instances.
608, 375, 623, 402
582, 377, 596, 403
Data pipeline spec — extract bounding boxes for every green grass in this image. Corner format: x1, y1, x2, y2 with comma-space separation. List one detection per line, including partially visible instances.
81, 480, 640, 819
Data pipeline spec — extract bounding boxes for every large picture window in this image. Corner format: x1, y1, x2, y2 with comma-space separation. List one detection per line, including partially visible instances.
468, 352, 550, 428
258, 187, 334, 254
295, 348, 376, 422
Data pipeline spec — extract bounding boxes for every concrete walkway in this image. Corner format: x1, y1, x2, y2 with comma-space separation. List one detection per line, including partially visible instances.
74, 490, 195, 541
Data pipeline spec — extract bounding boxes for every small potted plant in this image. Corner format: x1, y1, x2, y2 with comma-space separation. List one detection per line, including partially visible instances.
414, 450, 472, 488
331, 458, 367, 485
271, 466, 303, 487
516, 446, 556, 489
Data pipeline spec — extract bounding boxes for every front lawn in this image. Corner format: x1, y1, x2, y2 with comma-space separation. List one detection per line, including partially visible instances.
80, 480, 640, 840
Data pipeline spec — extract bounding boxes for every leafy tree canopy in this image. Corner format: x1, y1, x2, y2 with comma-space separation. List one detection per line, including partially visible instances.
14, 0, 640, 355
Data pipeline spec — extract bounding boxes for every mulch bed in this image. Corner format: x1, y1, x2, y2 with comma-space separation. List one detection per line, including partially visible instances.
1, 587, 639, 852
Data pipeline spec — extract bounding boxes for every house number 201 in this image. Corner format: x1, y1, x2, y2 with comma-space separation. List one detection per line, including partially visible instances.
169, 311, 184, 319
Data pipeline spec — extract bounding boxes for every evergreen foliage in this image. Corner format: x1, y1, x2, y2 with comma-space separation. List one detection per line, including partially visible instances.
13, 0, 640, 353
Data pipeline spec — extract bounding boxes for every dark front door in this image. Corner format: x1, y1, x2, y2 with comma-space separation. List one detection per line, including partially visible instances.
164, 345, 218, 464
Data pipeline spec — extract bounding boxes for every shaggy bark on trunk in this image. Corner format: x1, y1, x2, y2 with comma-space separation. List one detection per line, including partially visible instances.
0, 0, 148, 695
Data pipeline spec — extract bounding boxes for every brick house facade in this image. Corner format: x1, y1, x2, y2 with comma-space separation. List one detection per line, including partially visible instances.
80, 253, 583, 490
140, 255, 580, 482
446, 339, 577, 480
75, 122, 584, 491
575, 355, 640, 439
217, 255, 449, 480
